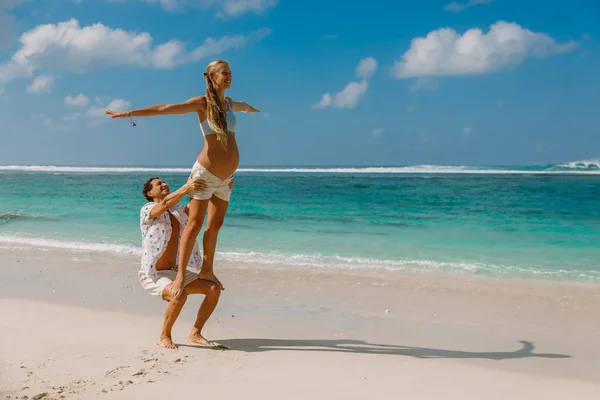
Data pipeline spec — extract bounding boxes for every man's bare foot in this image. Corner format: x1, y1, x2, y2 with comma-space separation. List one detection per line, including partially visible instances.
198, 271, 224, 290
188, 332, 229, 349
158, 336, 177, 349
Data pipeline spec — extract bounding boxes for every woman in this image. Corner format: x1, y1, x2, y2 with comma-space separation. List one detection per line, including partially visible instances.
106, 60, 260, 297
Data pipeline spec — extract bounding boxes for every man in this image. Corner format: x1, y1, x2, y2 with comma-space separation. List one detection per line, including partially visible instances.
138, 176, 233, 349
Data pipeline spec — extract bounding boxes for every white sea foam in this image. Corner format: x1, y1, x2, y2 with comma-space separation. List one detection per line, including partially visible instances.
0, 165, 190, 173
0, 235, 597, 280
0, 236, 140, 255
554, 159, 600, 170
238, 166, 600, 174
1, 163, 600, 174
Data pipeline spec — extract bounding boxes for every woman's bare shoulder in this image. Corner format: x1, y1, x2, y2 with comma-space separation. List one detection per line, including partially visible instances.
187, 95, 207, 105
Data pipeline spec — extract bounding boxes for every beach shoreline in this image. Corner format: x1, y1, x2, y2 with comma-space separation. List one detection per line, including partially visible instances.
1, 245, 599, 399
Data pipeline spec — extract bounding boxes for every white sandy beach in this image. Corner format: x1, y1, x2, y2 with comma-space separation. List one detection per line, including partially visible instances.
1, 246, 599, 399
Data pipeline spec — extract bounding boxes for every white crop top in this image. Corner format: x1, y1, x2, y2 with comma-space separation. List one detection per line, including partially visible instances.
199, 99, 237, 136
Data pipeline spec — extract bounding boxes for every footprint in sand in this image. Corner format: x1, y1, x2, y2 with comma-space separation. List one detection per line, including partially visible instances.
104, 366, 130, 378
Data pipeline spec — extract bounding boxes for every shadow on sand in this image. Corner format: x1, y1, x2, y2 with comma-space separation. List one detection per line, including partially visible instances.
196, 339, 570, 360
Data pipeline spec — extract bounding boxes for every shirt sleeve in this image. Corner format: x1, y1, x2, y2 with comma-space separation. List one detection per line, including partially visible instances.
140, 203, 158, 225
172, 204, 186, 214
171, 204, 189, 225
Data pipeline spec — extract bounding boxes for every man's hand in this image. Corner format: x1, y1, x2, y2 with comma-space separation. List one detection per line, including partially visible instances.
228, 178, 235, 190
169, 278, 184, 299
185, 178, 207, 194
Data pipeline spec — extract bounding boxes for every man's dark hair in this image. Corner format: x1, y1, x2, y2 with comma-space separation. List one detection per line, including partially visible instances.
142, 177, 160, 202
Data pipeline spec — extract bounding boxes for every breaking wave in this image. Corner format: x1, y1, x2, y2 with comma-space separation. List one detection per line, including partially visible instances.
1, 160, 599, 175
0, 235, 598, 281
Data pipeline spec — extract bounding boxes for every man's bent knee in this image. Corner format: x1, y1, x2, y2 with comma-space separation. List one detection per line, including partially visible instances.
170, 291, 188, 305
207, 284, 221, 299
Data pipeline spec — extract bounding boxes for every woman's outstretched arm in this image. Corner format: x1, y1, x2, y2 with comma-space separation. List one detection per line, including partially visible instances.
225, 96, 260, 114
105, 96, 205, 118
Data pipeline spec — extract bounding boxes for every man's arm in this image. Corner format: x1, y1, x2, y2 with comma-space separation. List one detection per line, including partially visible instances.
226, 97, 260, 114
183, 178, 234, 215
150, 179, 206, 218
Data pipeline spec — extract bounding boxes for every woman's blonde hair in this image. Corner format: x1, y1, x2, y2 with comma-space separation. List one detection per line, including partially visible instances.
203, 60, 231, 145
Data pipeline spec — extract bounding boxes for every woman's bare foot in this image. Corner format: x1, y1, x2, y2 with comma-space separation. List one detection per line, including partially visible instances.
188, 331, 229, 349
198, 271, 224, 290
158, 336, 177, 349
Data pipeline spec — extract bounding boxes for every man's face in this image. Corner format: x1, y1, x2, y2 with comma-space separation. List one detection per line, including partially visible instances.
147, 178, 170, 201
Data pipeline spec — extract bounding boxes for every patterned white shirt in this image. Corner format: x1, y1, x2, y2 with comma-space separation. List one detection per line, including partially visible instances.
139, 202, 202, 279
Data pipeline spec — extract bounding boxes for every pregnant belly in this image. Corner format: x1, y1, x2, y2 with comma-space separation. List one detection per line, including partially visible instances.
199, 136, 240, 178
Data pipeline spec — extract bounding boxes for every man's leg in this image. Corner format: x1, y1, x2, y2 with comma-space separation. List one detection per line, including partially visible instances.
181, 278, 222, 346
158, 284, 188, 349
199, 195, 229, 290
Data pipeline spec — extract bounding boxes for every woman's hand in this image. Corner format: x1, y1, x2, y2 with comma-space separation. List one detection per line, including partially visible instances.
104, 110, 129, 118
243, 104, 260, 114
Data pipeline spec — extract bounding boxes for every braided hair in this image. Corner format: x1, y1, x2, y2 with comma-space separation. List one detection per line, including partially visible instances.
203, 60, 230, 145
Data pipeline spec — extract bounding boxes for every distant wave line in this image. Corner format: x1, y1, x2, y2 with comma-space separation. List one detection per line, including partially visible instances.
1, 161, 599, 175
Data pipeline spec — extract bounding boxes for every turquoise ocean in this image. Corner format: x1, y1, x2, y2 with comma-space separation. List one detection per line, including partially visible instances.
1, 161, 599, 282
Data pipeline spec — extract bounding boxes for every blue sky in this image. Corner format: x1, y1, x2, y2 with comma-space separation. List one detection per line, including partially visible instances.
0, 0, 598, 166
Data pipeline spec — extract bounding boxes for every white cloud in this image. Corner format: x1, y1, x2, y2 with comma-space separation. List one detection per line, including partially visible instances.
54, 96, 126, 130
371, 128, 384, 137
313, 93, 332, 109
118, 0, 278, 17
189, 27, 271, 61
405, 105, 417, 113
61, 97, 131, 128
443, 0, 495, 12
313, 80, 369, 110
355, 57, 378, 80
106, 98, 131, 111
313, 57, 377, 110
392, 21, 577, 79
324, 34, 337, 40
65, 94, 90, 107
26, 74, 53, 93
217, 0, 278, 17
462, 126, 472, 136
88, 98, 131, 118
496, 100, 505, 108
31, 112, 46, 119
63, 112, 82, 121
43, 117, 52, 127
0, 18, 271, 84
409, 78, 439, 92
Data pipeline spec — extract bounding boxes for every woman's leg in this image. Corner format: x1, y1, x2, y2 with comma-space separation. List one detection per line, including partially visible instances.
177, 198, 209, 281
198, 195, 229, 290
